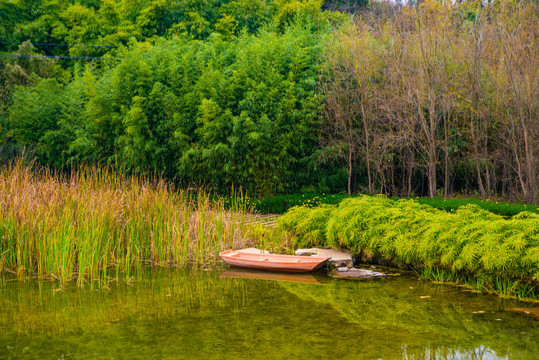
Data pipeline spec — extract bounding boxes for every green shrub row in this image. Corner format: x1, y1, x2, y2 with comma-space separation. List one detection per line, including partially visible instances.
277, 195, 539, 298
254, 192, 539, 216
252, 193, 351, 213
403, 197, 539, 218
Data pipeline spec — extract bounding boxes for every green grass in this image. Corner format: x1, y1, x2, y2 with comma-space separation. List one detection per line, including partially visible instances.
0, 161, 284, 286
403, 197, 539, 217
248, 193, 352, 214
251, 192, 538, 216
277, 195, 539, 299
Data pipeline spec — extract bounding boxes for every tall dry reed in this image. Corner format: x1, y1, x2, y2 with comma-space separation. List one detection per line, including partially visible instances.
0, 161, 276, 285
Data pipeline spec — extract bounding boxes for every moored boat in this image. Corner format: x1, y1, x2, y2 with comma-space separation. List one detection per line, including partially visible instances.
219, 249, 330, 272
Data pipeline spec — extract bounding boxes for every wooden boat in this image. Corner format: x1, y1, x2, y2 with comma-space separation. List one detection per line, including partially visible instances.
219, 250, 330, 272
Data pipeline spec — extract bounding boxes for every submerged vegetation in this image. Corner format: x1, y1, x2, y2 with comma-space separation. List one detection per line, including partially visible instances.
0, 161, 283, 286
278, 196, 539, 299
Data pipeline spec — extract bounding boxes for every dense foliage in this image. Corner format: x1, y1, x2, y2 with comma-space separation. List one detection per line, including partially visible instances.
0, 0, 277, 54
1, 0, 537, 202
6, 28, 328, 195
1, 0, 347, 196
278, 195, 539, 298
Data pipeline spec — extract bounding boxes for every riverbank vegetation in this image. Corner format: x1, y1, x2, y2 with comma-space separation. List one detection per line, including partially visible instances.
252, 193, 539, 215
1, 0, 537, 204
0, 0, 537, 299
278, 196, 539, 299
0, 161, 284, 285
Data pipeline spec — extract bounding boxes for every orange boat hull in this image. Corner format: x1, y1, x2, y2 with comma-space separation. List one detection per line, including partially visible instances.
219, 250, 330, 272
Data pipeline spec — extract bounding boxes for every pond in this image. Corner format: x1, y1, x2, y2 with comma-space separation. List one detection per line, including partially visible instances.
1, 268, 538, 359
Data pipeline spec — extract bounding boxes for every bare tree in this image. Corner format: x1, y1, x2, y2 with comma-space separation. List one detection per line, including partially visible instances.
490, 2, 538, 204
319, 44, 363, 195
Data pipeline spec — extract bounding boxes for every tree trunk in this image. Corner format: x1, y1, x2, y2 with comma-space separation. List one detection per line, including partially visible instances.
523, 125, 537, 204
360, 102, 373, 194
428, 154, 436, 198
407, 149, 414, 197
428, 98, 437, 199
347, 143, 352, 195
443, 110, 450, 199
471, 114, 487, 199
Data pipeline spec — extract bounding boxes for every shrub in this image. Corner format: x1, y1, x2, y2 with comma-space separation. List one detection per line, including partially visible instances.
278, 195, 539, 298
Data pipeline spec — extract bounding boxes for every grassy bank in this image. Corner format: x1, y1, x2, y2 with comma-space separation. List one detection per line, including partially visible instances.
251, 193, 351, 214
0, 162, 282, 286
254, 193, 539, 216
277, 195, 539, 299
404, 197, 539, 218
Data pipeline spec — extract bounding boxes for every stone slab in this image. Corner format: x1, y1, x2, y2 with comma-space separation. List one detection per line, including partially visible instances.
295, 248, 354, 268
295, 248, 319, 256
330, 268, 387, 280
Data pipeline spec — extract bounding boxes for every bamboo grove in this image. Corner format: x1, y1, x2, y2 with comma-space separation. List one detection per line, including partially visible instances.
1, 0, 538, 203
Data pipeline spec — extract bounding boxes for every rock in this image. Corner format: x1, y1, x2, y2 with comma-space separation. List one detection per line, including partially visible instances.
295, 248, 318, 256
236, 248, 271, 254
337, 267, 349, 272
295, 248, 354, 268
317, 249, 354, 268
330, 268, 387, 280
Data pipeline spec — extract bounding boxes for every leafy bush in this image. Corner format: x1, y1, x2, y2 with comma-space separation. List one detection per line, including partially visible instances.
278, 195, 539, 298
255, 192, 539, 216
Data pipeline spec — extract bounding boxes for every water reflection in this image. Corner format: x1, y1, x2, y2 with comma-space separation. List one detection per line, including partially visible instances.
220, 267, 331, 284
1, 269, 537, 359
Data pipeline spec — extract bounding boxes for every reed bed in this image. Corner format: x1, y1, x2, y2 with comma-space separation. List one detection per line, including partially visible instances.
0, 161, 278, 285
278, 195, 539, 299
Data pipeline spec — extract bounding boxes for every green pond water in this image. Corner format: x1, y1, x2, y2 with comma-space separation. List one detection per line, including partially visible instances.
1, 268, 538, 359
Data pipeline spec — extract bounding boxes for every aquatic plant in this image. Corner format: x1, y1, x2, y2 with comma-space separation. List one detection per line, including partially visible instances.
0, 161, 282, 285
277, 195, 539, 299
